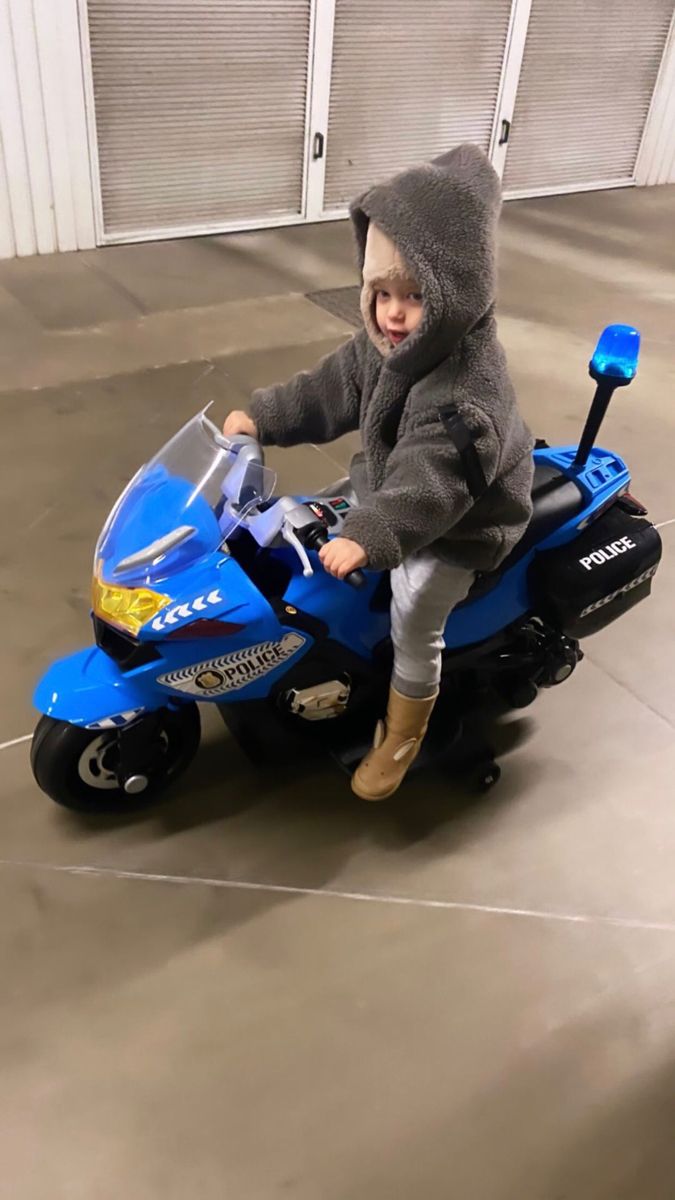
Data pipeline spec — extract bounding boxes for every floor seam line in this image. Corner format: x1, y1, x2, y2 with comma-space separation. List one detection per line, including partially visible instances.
0, 859, 673, 935
0, 733, 32, 752
584, 654, 675, 730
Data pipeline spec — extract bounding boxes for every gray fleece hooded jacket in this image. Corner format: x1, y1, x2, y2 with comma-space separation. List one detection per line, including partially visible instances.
250, 143, 534, 573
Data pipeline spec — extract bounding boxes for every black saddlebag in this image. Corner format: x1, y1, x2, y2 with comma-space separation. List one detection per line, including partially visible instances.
529, 504, 662, 638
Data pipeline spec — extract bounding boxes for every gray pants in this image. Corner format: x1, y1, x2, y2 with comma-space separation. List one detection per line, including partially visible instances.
390, 552, 474, 698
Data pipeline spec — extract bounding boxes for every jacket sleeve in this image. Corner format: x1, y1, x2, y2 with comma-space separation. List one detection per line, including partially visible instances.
341, 406, 500, 571
249, 333, 364, 448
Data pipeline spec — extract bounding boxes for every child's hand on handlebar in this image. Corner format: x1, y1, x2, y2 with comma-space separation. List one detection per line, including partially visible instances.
319, 537, 368, 580
223, 411, 258, 439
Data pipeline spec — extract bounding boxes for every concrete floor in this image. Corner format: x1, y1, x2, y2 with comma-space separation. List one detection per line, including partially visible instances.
0, 185, 674, 1199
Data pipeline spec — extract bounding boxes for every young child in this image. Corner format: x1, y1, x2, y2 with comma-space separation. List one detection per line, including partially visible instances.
224, 144, 534, 800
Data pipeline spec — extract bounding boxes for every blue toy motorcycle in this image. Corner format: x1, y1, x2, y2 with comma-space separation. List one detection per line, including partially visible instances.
31, 325, 662, 810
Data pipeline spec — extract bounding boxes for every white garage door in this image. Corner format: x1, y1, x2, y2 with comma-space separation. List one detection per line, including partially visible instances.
83, 0, 674, 244
503, 0, 674, 194
323, 0, 514, 211
86, 0, 313, 239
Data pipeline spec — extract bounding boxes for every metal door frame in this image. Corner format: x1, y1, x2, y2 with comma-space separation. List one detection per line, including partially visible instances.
312, 0, 533, 223
497, 0, 675, 199
78, 0, 325, 245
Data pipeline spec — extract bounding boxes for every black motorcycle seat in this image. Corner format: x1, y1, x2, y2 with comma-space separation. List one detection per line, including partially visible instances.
459, 463, 585, 605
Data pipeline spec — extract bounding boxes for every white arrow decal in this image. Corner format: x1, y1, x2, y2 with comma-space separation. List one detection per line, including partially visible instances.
147, 588, 223, 633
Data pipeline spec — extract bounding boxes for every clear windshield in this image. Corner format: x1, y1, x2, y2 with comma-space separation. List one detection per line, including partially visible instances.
95, 410, 276, 587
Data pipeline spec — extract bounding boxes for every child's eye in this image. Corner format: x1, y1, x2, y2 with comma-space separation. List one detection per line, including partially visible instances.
409, 293, 423, 303
377, 290, 390, 300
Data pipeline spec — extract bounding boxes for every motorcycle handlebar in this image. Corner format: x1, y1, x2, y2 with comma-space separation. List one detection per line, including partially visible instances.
304, 527, 366, 591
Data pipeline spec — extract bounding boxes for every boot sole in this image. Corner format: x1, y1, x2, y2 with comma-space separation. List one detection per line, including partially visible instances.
351, 748, 422, 802
351, 775, 401, 802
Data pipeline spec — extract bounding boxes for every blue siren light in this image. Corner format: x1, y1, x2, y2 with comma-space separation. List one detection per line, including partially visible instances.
590, 324, 640, 384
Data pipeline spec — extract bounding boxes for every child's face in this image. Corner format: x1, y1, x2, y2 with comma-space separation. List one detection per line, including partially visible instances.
374, 280, 423, 348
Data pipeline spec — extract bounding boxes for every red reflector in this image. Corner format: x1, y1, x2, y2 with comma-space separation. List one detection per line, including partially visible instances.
167, 619, 245, 640
623, 492, 649, 516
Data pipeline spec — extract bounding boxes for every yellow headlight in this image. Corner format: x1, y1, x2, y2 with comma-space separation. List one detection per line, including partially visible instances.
92, 572, 170, 636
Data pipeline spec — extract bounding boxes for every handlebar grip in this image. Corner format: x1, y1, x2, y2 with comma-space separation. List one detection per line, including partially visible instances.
344, 568, 366, 590
301, 523, 366, 588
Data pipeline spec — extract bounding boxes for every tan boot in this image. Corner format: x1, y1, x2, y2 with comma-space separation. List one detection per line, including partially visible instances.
352, 686, 438, 801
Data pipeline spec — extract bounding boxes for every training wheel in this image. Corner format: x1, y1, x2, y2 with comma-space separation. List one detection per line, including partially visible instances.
473, 761, 501, 792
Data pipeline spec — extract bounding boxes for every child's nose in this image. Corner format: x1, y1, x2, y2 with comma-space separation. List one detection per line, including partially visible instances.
389, 301, 405, 322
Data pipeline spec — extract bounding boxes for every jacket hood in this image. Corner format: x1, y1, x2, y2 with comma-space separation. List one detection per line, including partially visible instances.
350, 143, 501, 376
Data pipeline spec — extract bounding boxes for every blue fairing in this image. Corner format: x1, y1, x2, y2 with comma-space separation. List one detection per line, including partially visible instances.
35, 625, 317, 726
34, 647, 164, 727
35, 551, 316, 724
99, 466, 222, 585
285, 562, 389, 658
34, 443, 631, 725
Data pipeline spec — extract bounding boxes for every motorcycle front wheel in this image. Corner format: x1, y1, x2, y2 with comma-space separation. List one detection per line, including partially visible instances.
30, 705, 201, 813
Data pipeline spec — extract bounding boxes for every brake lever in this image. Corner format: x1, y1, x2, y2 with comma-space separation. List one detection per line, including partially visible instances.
282, 523, 314, 577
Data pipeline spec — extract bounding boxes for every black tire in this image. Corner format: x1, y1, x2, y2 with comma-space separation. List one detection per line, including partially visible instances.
31, 706, 201, 813
472, 761, 501, 793
497, 677, 539, 710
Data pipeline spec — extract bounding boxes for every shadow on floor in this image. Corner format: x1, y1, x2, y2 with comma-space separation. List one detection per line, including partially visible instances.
57, 708, 539, 857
